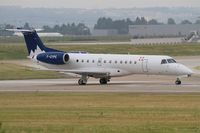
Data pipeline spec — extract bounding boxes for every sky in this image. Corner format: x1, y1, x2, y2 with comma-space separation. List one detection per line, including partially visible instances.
0, 0, 199, 9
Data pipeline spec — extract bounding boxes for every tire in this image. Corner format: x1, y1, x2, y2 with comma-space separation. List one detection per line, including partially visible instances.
78, 79, 86, 85
99, 78, 108, 85
175, 80, 181, 85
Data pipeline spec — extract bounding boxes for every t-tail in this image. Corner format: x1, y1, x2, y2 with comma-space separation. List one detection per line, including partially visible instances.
7, 29, 61, 58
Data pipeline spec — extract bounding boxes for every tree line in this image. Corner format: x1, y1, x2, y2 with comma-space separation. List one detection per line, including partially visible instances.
1, 17, 200, 36
42, 23, 90, 35
0, 22, 91, 36
94, 17, 200, 34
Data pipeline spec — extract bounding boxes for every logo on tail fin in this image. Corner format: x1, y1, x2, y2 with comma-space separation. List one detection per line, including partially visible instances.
23, 30, 47, 56
28, 45, 45, 59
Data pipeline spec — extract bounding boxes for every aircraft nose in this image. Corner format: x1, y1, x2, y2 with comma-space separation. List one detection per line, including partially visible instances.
177, 64, 194, 76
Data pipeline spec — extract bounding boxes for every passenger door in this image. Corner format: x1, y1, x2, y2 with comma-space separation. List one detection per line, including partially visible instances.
142, 59, 148, 72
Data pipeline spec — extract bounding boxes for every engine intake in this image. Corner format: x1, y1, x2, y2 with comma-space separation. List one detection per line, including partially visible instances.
36, 52, 69, 65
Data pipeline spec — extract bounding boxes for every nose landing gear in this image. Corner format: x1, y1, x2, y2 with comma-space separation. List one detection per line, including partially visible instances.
175, 78, 181, 85
78, 75, 111, 85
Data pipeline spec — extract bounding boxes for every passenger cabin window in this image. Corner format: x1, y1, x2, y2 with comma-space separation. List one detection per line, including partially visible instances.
161, 59, 167, 64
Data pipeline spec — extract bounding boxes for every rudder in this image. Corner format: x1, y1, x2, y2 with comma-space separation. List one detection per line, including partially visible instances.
22, 30, 61, 56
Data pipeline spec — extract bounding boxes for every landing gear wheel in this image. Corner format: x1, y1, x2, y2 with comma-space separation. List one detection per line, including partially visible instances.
99, 78, 108, 85
78, 75, 88, 85
78, 79, 86, 85
175, 78, 181, 85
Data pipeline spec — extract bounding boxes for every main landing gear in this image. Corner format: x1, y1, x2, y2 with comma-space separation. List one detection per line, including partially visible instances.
78, 75, 88, 85
175, 78, 181, 85
99, 78, 110, 85
78, 76, 110, 85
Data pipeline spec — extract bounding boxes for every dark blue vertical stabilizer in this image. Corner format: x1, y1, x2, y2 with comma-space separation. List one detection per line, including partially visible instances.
22, 30, 61, 55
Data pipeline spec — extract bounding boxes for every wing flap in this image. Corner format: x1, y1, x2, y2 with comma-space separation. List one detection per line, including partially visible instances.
35, 68, 109, 77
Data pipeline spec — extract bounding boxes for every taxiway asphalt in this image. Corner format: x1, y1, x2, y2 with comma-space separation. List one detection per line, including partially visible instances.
0, 75, 199, 93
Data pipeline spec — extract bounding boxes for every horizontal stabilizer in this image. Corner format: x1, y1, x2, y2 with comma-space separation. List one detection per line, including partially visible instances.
6, 28, 43, 33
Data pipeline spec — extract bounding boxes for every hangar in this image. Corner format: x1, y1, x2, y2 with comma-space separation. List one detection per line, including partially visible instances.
129, 24, 200, 37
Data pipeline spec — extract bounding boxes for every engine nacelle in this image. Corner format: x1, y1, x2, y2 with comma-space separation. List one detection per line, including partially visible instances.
36, 52, 69, 65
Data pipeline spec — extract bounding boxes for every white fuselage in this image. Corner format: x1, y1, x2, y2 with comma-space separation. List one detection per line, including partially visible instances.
36, 53, 193, 78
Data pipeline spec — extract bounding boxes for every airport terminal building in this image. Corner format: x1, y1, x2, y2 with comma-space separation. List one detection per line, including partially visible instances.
129, 24, 200, 37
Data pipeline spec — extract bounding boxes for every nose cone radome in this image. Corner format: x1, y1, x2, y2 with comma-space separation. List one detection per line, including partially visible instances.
177, 64, 194, 76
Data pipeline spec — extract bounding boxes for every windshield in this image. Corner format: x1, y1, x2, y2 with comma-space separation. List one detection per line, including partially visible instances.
167, 59, 176, 63
161, 59, 177, 64
161, 59, 167, 64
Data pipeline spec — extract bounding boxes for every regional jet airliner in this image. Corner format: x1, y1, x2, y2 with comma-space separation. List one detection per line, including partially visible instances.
8, 29, 193, 85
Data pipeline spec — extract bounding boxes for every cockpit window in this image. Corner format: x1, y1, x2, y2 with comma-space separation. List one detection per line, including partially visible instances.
161, 59, 177, 64
167, 59, 176, 63
161, 59, 167, 64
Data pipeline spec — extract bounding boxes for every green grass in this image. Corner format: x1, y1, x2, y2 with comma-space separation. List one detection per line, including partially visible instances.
1, 43, 200, 60
0, 62, 66, 80
51, 43, 200, 56
0, 35, 131, 43
0, 93, 200, 133
195, 66, 200, 70
0, 44, 27, 60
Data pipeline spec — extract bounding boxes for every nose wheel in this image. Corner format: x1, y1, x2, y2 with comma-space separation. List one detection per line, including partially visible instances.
175, 78, 181, 85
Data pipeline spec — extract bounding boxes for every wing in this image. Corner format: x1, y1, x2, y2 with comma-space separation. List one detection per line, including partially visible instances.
35, 68, 110, 78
